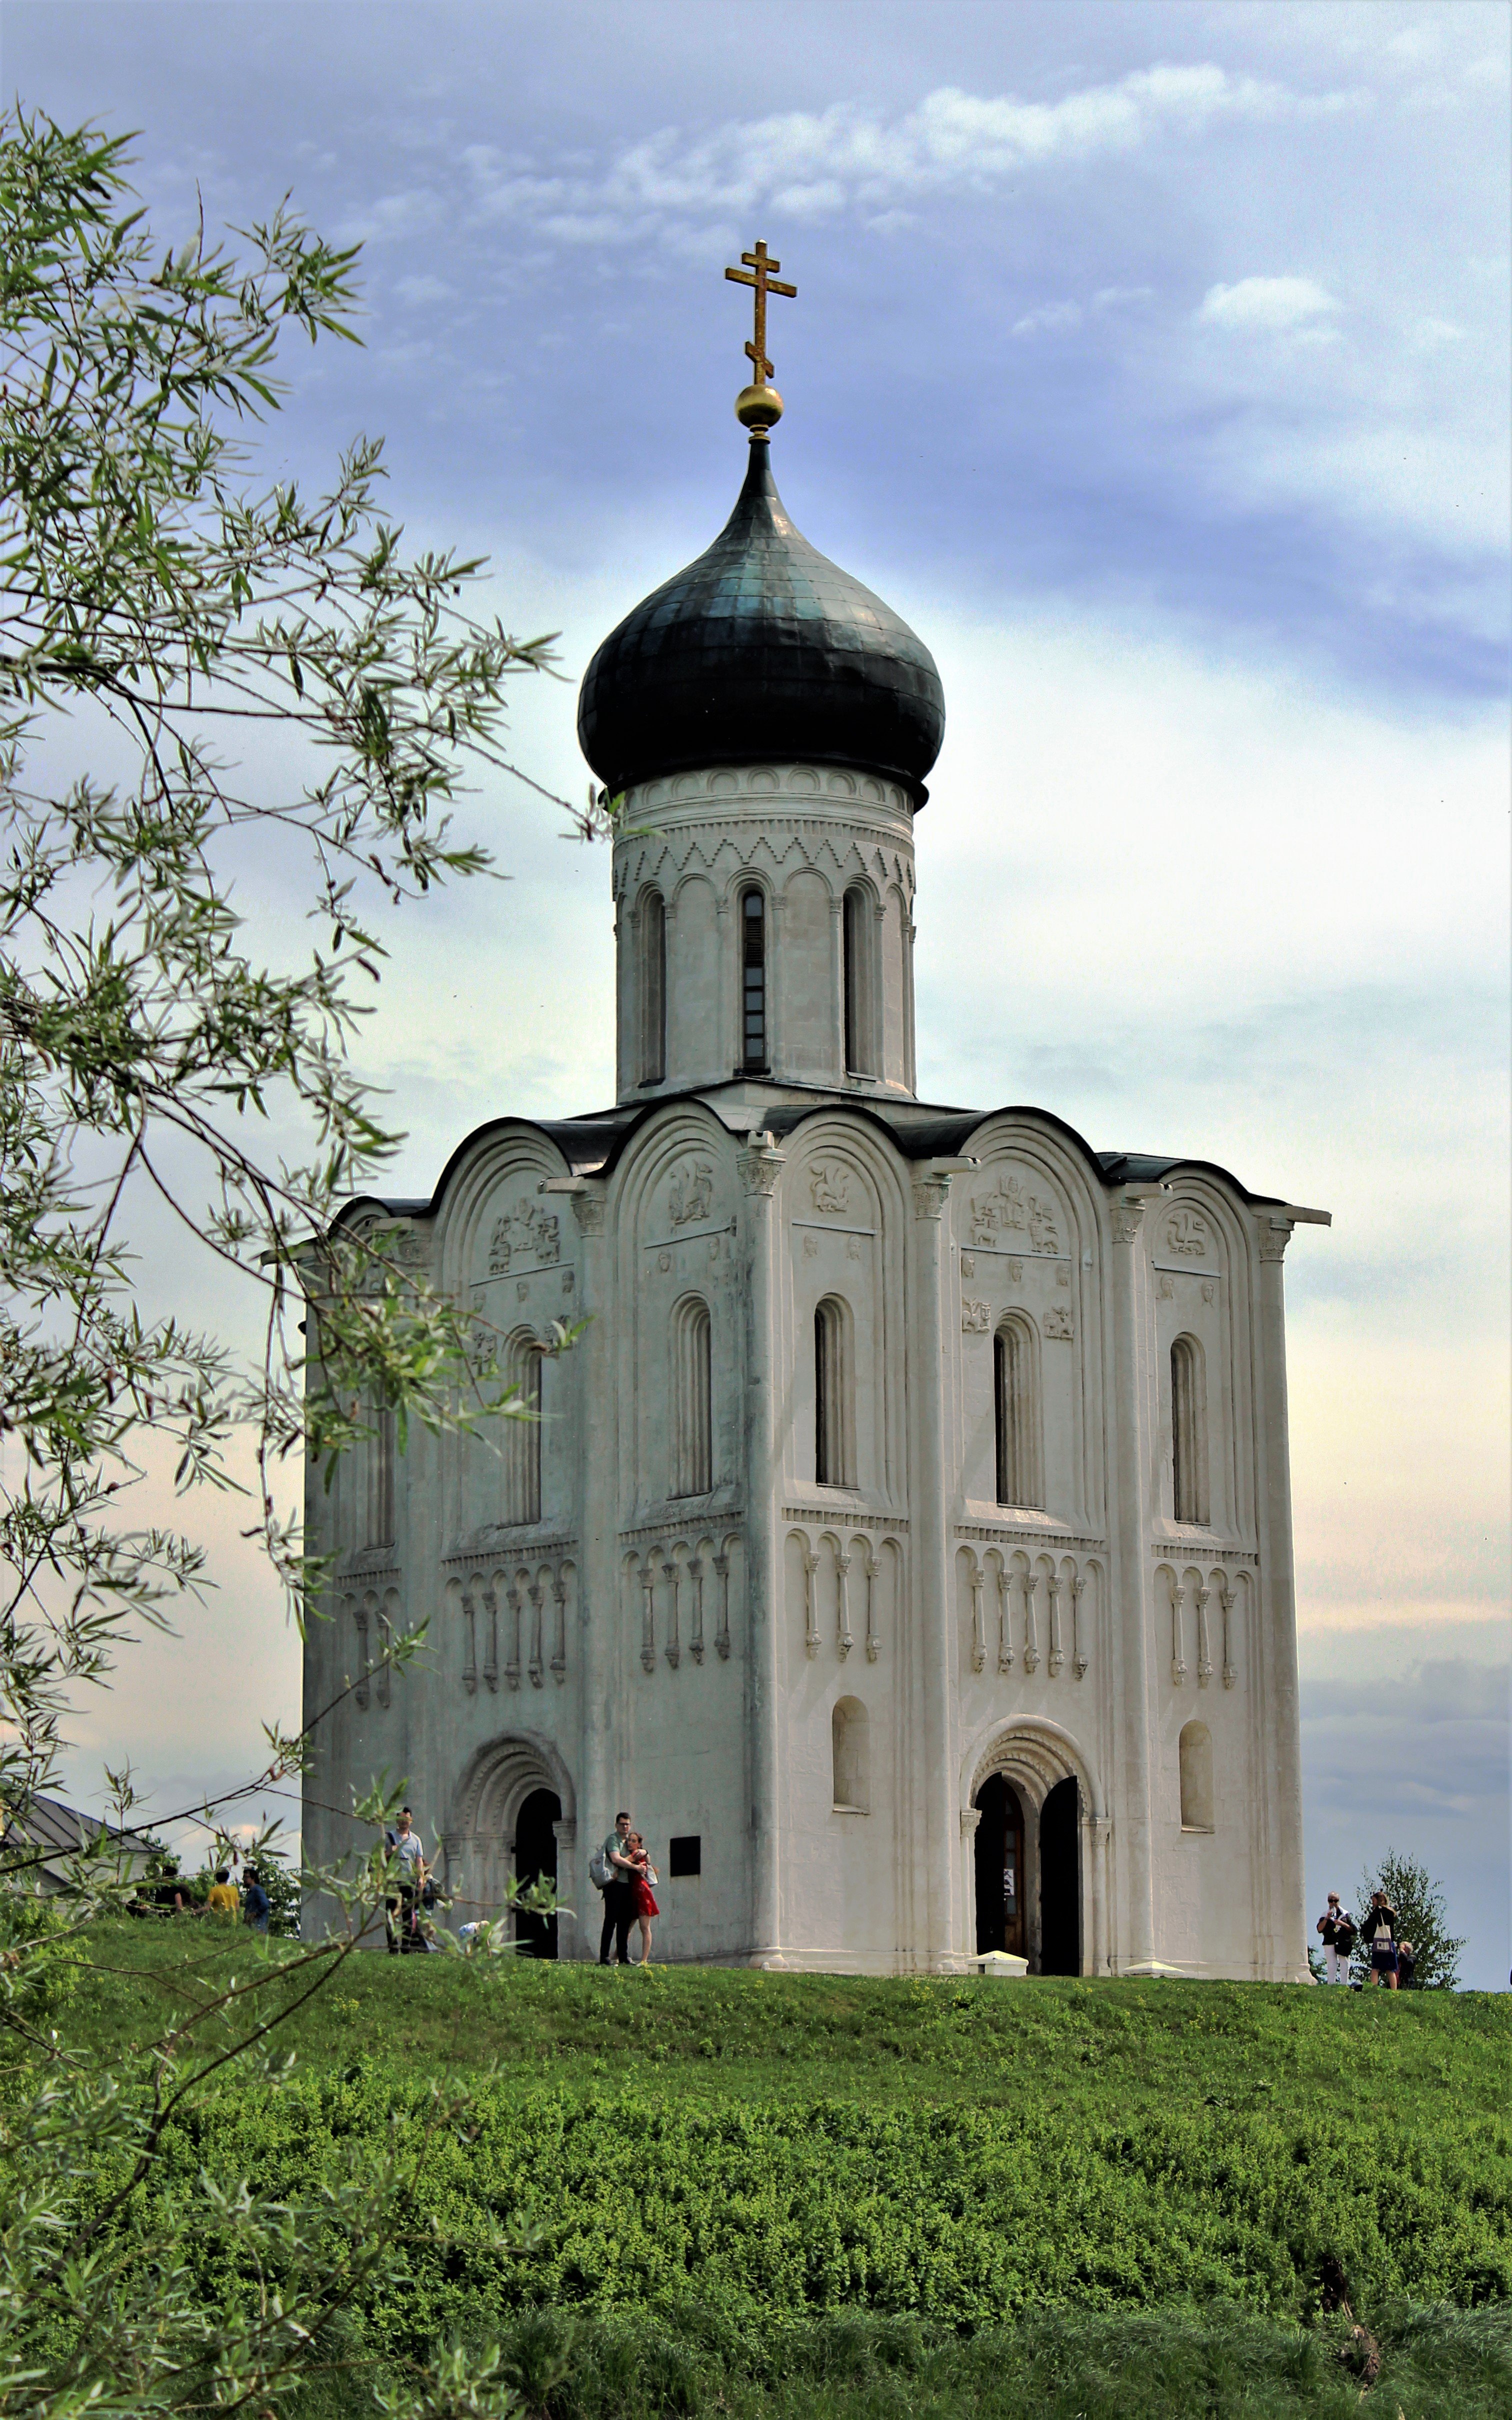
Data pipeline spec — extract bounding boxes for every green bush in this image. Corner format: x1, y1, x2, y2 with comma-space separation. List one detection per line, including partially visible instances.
288, 2298, 1512, 2420
0, 1888, 85, 2024
88, 2068, 1511, 2365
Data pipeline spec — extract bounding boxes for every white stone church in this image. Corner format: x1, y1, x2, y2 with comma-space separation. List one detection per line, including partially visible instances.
302, 364, 1327, 1980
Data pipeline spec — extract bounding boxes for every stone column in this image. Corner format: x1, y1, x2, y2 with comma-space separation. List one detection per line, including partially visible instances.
1256, 1215, 1307, 1980
1110, 1188, 1160, 1973
912, 1162, 963, 1970
740, 1132, 786, 1962
959, 1806, 982, 1962
552, 1816, 578, 1963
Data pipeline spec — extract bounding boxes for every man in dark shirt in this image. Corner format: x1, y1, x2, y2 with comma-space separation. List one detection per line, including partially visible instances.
242, 1865, 270, 1934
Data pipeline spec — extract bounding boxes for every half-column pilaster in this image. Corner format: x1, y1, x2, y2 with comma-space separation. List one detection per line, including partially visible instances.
740, 1130, 786, 1962
1254, 1214, 1308, 1980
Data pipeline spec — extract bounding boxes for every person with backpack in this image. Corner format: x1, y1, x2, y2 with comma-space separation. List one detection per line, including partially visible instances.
1316, 1892, 1356, 1985
593, 1810, 638, 1967
1358, 1889, 1400, 1989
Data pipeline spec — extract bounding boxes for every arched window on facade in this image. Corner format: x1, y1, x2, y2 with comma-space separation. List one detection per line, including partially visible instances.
1178, 1720, 1214, 1832
1170, 1335, 1209, 1526
994, 1314, 1042, 1510
740, 886, 766, 1072
832, 1696, 870, 1810
814, 1296, 855, 1488
504, 1334, 542, 1526
670, 1294, 713, 1498
639, 889, 666, 1085
364, 1403, 396, 1551
842, 885, 875, 1076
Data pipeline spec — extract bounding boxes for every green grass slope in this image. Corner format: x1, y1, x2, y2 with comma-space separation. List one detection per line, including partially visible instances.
40, 1927, 1512, 2416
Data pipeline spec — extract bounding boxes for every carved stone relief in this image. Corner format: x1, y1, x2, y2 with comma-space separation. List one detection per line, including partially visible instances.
1166, 1208, 1208, 1258
1043, 1304, 1074, 1340
809, 1162, 850, 1215
668, 1158, 714, 1227
969, 1168, 1060, 1255
487, 1200, 560, 1276
961, 1300, 990, 1333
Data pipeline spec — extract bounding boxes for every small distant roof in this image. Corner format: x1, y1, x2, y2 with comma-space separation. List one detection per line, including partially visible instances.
1, 1792, 160, 1888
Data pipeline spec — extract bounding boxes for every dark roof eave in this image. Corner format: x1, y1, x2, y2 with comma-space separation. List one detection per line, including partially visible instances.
337, 1089, 1324, 1232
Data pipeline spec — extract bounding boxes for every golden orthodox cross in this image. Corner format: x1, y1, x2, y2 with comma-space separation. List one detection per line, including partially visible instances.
724, 240, 796, 384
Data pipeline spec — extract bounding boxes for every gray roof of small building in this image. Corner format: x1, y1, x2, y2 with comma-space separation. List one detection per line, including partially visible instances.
1, 1792, 160, 1888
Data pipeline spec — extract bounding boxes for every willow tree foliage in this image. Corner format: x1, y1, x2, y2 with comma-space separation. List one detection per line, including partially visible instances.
0, 111, 581, 2415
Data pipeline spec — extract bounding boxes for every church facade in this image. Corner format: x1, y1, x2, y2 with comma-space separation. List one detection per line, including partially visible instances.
302, 383, 1326, 1980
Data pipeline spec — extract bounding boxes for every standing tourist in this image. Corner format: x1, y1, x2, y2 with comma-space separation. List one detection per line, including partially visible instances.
598, 1810, 638, 1968
1316, 1892, 1356, 1985
387, 1808, 426, 1956
1358, 1889, 1400, 1990
206, 1867, 240, 1921
242, 1865, 270, 1936
627, 1830, 660, 1966
1396, 1940, 1416, 1990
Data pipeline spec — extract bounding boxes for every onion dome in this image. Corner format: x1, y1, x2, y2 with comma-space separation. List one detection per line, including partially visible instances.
578, 438, 946, 806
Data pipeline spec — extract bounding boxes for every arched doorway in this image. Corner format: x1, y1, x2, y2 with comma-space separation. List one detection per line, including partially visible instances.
1039, 1776, 1080, 1976
447, 1732, 576, 1958
972, 1772, 1026, 1956
514, 1786, 560, 1959
964, 1720, 1100, 1977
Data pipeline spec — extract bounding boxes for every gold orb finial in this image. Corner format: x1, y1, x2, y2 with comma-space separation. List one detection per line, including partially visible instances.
736, 382, 784, 434
724, 240, 796, 436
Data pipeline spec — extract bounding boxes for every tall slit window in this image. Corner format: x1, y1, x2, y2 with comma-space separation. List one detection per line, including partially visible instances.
504, 1336, 542, 1526
740, 887, 766, 1072
814, 1296, 854, 1488
1171, 1336, 1208, 1526
842, 886, 874, 1076
994, 1316, 1042, 1510
671, 1296, 713, 1498
1179, 1720, 1214, 1831
640, 890, 666, 1085
365, 1403, 396, 1550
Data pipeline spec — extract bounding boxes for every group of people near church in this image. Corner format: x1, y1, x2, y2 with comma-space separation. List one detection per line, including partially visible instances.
594, 1810, 660, 1966
1316, 1890, 1416, 1989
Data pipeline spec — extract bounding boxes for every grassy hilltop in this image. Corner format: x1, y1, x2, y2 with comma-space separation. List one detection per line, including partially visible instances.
44, 1927, 1512, 2416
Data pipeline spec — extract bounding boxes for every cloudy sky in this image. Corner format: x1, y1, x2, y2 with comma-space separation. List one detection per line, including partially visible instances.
10, 0, 1508, 1982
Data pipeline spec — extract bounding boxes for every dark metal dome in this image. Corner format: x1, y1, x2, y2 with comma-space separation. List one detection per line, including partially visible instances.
578, 438, 946, 805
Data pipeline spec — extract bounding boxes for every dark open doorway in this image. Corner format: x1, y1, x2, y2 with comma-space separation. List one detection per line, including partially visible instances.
514, 1786, 560, 1958
972, 1772, 1026, 1957
1038, 1776, 1080, 1976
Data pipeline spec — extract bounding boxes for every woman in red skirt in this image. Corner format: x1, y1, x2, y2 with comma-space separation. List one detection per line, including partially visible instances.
626, 1830, 659, 1965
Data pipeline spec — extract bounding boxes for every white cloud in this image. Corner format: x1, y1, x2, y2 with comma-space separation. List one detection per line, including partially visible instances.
1198, 274, 1339, 330
452, 69, 1364, 251
1012, 300, 1083, 336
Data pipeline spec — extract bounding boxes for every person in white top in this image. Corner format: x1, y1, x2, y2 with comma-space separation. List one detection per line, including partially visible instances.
1315, 1892, 1355, 1985
386, 1807, 426, 1954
